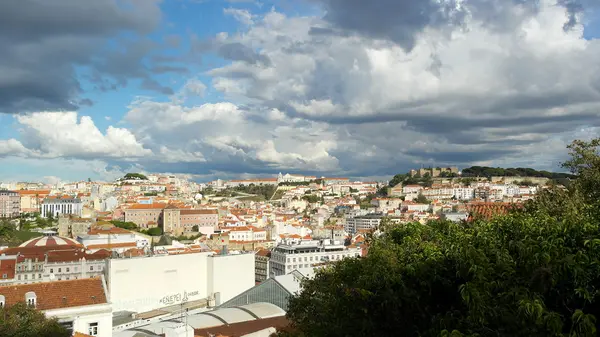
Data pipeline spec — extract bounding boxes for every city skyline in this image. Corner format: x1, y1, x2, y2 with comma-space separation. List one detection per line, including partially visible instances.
1, 0, 600, 183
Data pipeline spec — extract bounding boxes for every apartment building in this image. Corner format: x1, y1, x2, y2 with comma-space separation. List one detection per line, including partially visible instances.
255, 249, 271, 283
17, 190, 50, 213
0, 190, 20, 218
269, 239, 361, 277
0, 235, 110, 285
226, 226, 268, 243
344, 214, 384, 235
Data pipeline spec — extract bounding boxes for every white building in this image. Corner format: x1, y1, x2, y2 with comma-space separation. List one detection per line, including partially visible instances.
77, 226, 150, 253
344, 214, 383, 235
401, 201, 430, 212
269, 239, 362, 278
106, 251, 255, 313
41, 196, 83, 218
452, 187, 475, 200
0, 277, 112, 337
226, 226, 268, 242
277, 173, 311, 183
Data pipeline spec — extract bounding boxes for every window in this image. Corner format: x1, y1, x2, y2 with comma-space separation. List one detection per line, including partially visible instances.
25, 292, 36, 307
38, 274, 42, 279
24, 275, 28, 280
50, 268, 53, 273
88, 322, 98, 336
58, 268, 61, 273
90, 266, 94, 271
60, 321, 73, 334
2, 273, 6, 279
66, 268, 70, 272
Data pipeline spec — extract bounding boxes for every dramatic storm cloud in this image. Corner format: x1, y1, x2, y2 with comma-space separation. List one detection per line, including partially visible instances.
1, 0, 600, 181
0, 0, 183, 113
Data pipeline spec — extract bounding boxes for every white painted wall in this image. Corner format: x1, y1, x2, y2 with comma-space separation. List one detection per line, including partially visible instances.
47, 304, 112, 337
107, 253, 210, 313
208, 253, 255, 305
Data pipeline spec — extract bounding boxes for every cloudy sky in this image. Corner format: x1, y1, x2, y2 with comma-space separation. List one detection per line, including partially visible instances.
1, 0, 599, 183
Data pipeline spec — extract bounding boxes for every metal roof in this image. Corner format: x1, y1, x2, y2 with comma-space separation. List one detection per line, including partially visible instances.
237, 302, 286, 319
184, 314, 225, 329
208, 307, 256, 324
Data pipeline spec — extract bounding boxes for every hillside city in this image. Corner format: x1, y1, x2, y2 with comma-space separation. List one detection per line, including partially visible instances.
0, 166, 574, 336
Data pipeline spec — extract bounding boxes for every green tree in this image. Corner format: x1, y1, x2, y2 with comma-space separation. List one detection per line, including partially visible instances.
389, 174, 407, 187
110, 220, 139, 230
415, 193, 429, 204
302, 195, 320, 203
123, 173, 148, 180
0, 302, 70, 337
192, 225, 199, 232
282, 138, 600, 337
142, 227, 162, 236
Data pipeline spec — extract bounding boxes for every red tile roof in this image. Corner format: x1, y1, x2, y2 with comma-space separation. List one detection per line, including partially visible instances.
88, 226, 132, 235
466, 202, 518, 220
17, 190, 50, 196
0, 277, 107, 310
85, 242, 137, 250
255, 249, 271, 257
127, 203, 167, 210
181, 209, 219, 215
0, 259, 16, 280
45, 249, 110, 263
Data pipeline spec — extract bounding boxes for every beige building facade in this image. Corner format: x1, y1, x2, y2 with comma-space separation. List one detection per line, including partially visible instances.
0, 190, 20, 218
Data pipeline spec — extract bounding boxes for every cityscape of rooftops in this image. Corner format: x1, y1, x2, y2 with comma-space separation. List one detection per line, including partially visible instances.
1, 1, 600, 336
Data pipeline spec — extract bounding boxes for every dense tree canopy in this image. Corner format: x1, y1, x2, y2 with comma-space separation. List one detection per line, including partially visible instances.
461, 166, 574, 179
283, 139, 600, 337
232, 184, 277, 200
0, 302, 70, 337
123, 173, 148, 180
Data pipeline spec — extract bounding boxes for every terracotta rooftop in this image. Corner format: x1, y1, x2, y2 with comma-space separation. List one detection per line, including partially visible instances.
45, 249, 110, 263
194, 316, 290, 337
0, 277, 107, 310
74, 332, 95, 337
255, 249, 271, 257
0, 259, 16, 280
181, 209, 219, 215
88, 226, 132, 235
17, 190, 50, 196
85, 242, 138, 250
127, 203, 167, 210
466, 202, 519, 220
19, 236, 83, 249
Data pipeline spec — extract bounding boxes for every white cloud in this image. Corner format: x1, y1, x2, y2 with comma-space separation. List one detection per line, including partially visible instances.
3, 0, 600, 180
15, 111, 151, 158
201, 1, 600, 173
0, 138, 30, 157
224, 8, 255, 26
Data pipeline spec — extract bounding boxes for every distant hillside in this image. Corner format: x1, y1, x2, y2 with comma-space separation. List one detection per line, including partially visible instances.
460, 166, 575, 179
